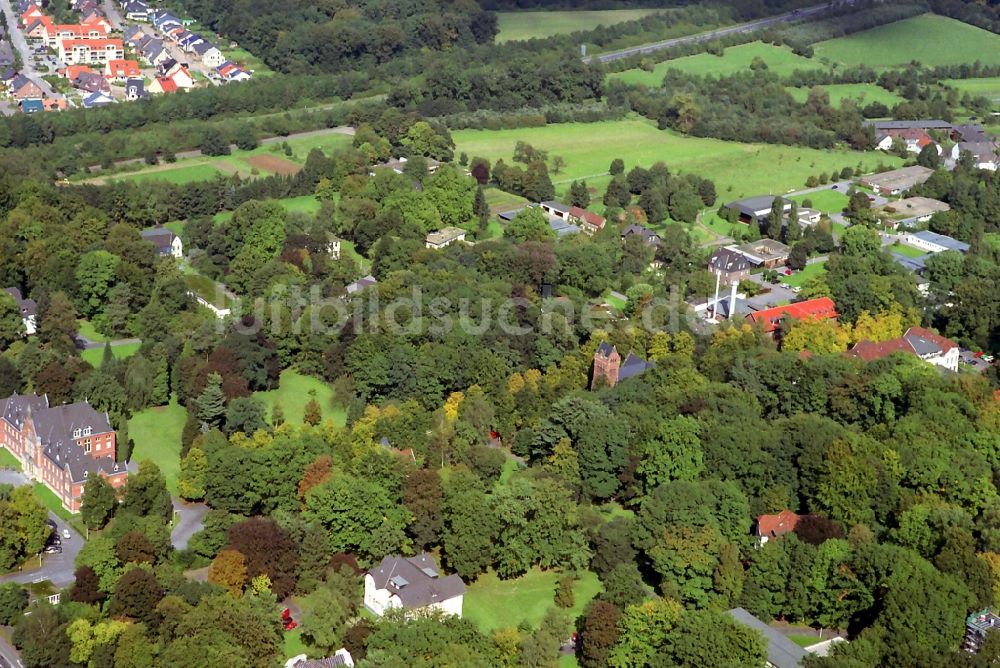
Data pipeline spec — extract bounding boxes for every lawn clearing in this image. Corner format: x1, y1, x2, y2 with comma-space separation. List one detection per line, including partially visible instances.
890, 243, 929, 258
785, 83, 903, 108
484, 186, 530, 214
0, 448, 21, 471
76, 319, 108, 343
81, 342, 141, 367
497, 9, 664, 42
128, 398, 187, 495
277, 195, 323, 216
945, 77, 1000, 103
611, 41, 820, 86
254, 370, 345, 427
559, 656, 580, 668
283, 627, 307, 659
454, 119, 901, 201
790, 189, 849, 214
814, 14, 1000, 68
113, 163, 228, 185
788, 634, 824, 648
780, 261, 827, 288
464, 568, 601, 634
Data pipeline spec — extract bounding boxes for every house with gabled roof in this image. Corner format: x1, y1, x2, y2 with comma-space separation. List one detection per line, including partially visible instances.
124, 77, 148, 100
20, 3, 44, 26
848, 326, 959, 372
0, 393, 127, 511
148, 76, 177, 94
755, 510, 801, 546
591, 341, 653, 389
82, 90, 115, 107
9, 75, 44, 100
105, 58, 140, 81
568, 206, 605, 235
364, 553, 465, 618
19, 98, 43, 114
72, 70, 110, 94
140, 226, 182, 257
192, 40, 225, 67
746, 297, 838, 338
4, 287, 37, 334
122, 0, 149, 21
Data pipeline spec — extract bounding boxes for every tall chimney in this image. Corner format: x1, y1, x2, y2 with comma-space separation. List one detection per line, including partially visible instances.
711, 270, 721, 321
730, 280, 738, 319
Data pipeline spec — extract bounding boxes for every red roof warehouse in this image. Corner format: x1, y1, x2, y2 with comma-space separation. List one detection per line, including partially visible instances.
746, 297, 838, 336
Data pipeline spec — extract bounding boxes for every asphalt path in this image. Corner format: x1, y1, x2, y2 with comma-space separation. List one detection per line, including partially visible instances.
585, 1, 852, 64
0, 0, 58, 98
171, 499, 209, 551
0, 470, 83, 590
0, 632, 22, 668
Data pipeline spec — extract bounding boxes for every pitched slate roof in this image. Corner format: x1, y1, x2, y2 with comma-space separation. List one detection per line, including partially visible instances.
595, 341, 616, 359
619, 351, 653, 381
368, 553, 465, 609
0, 394, 121, 484
4, 287, 37, 317
621, 224, 661, 245
727, 608, 807, 668
709, 247, 750, 274
848, 326, 957, 364
140, 227, 176, 253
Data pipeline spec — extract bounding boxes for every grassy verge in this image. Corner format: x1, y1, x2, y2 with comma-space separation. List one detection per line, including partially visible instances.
785, 83, 903, 108
128, 398, 188, 495
76, 319, 108, 343
464, 568, 601, 633
790, 189, 848, 214
0, 449, 22, 471
611, 42, 820, 86
283, 627, 307, 659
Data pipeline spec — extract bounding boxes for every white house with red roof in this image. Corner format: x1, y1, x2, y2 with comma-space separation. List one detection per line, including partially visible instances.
755, 510, 802, 546
105, 59, 141, 81
848, 326, 959, 372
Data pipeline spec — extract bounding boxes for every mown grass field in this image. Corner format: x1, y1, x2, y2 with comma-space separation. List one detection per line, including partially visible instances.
496, 9, 664, 42
464, 568, 601, 633
785, 83, 904, 108
129, 398, 187, 494
76, 319, 108, 343
100, 132, 354, 186
780, 261, 826, 288
790, 189, 849, 214
610, 42, 819, 86
814, 14, 1000, 68
945, 77, 1000, 102
254, 370, 346, 427
81, 342, 141, 367
454, 119, 902, 201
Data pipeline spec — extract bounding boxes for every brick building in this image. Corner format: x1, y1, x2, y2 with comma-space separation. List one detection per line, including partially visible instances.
0, 394, 127, 511
591, 342, 654, 390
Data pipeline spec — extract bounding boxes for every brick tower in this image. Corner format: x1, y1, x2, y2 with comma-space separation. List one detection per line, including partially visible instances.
591, 342, 621, 390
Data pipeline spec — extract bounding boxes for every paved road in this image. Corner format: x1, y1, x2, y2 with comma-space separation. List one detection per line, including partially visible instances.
101, 0, 124, 30
585, 1, 850, 64
0, 632, 22, 668
0, 0, 58, 99
73, 333, 141, 350
171, 499, 208, 551
0, 470, 83, 589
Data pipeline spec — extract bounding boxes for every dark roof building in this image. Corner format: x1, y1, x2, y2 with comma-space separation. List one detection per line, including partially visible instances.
725, 195, 791, 223
870, 119, 952, 131
365, 553, 466, 617
4, 287, 37, 319
727, 607, 808, 668
621, 224, 661, 246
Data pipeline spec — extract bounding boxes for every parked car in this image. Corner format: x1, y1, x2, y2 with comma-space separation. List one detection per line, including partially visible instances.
62, 529, 71, 540
45, 519, 57, 530
44, 545, 62, 554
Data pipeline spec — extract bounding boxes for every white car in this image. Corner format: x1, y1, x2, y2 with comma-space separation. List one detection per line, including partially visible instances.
61, 529, 71, 540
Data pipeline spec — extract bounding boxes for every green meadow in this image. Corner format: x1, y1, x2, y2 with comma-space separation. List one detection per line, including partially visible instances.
453, 119, 902, 202
611, 41, 820, 86
81, 342, 141, 367
129, 399, 187, 493
814, 14, 1000, 68
496, 9, 665, 42
464, 568, 601, 633
785, 83, 904, 108
945, 77, 1000, 102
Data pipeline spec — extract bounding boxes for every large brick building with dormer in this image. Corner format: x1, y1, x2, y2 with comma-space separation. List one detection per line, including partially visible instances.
0, 394, 127, 511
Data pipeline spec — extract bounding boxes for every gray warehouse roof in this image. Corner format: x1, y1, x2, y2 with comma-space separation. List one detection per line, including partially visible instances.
727, 607, 807, 668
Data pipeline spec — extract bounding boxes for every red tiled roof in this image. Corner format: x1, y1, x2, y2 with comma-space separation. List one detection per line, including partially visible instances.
61, 38, 122, 50
906, 325, 957, 353
106, 59, 140, 77
757, 510, 801, 539
62, 65, 94, 79
848, 326, 957, 363
569, 206, 606, 229
155, 77, 177, 92
746, 297, 837, 334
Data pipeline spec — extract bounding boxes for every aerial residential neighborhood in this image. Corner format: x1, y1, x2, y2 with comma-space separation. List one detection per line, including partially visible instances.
0, 0, 254, 113
2, 1, 1000, 667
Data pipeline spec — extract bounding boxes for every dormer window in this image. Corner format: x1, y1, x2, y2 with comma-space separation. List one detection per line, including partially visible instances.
83, 427, 92, 436
84, 471, 88, 478
73, 429, 81, 438
113, 463, 118, 472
